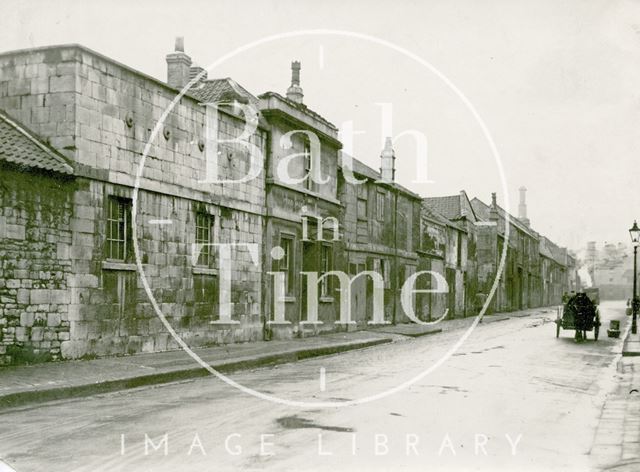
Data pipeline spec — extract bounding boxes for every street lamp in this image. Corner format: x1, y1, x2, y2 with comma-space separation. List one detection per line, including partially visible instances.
629, 221, 640, 334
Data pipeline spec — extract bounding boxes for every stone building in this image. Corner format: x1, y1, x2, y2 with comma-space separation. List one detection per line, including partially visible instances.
0, 38, 579, 365
338, 140, 422, 327
423, 191, 479, 317
472, 194, 541, 312
0, 110, 75, 364
416, 202, 450, 321
0, 41, 266, 362
539, 236, 569, 306
258, 62, 346, 338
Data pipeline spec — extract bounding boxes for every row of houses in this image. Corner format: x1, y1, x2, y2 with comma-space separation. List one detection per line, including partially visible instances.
0, 39, 578, 364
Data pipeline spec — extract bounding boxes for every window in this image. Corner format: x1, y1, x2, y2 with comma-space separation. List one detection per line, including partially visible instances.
357, 183, 368, 220
376, 191, 385, 221
194, 274, 218, 319
195, 212, 215, 267
279, 235, 295, 295
106, 197, 132, 261
320, 244, 333, 297
397, 212, 407, 250
381, 258, 390, 289
303, 138, 313, 191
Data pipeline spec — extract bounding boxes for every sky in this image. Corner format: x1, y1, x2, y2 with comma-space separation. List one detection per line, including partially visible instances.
2, 0, 639, 252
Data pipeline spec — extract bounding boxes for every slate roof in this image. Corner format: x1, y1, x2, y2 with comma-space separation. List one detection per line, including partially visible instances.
421, 201, 451, 227
421, 200, 465, 231
339, 152, 380, 181
337, 152, 421, 200
470, 198, 492, 221
188, 78, 259, 105
471, 197, 537, 238
0, 110, 73, 175
423, 195, 461, 221
539, 237, 555, 259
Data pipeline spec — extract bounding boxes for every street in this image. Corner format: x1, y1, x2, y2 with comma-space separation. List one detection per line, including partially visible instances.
0, 302, 628, 472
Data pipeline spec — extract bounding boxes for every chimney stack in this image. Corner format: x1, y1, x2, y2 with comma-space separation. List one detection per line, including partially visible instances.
379, 137, 396, 182
286, 61, 304, 104
518, 186, 530, 226
189, 64, 207, 85
489, 192, 499, 221
166, 36, 192, 90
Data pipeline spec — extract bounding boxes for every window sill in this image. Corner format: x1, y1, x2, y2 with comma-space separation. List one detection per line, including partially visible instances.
320, 296, 334, 303
102, 261, 137, 271
267, 321, 292, 326
283, 296, 296, 303
209, 320, 240, 326
300, 320, 324, 325
193, 267, 218, 276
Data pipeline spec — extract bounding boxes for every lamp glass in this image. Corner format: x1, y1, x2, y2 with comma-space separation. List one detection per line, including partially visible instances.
630, 221, 640, 244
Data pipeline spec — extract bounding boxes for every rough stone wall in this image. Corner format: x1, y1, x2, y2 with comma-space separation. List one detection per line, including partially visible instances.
60, 179, 264, 359
475, 223, 499, 312
0, 45, 266, 360
0, 167, 75, 364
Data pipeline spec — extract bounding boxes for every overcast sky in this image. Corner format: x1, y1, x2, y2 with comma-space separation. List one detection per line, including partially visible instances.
2, 0, 639, 251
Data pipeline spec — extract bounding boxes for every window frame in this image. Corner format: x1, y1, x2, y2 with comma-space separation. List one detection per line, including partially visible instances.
279, 234, 295, 296
320, 243, 333, 297
376, 190, 385, 221
195, 212, 215, 268
303, 138, 313, 191
106, 196, 132, 262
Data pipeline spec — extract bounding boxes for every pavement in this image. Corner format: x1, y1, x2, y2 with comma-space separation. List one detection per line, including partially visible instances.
590, 307, 640, 471
0, 309, 544, 411
0, 330, 395, 410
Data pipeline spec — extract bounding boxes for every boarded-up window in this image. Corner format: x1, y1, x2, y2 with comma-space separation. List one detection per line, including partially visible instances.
194, 274, 218, 319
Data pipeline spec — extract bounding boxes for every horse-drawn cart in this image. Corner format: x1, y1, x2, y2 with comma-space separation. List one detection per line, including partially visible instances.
555, 289, 601, 341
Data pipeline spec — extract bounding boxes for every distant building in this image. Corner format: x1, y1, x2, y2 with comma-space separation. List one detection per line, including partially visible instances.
339, 143, 422, 327
471, 194, 541, 312
423, 191, 478, 317
580, 241, 633, 300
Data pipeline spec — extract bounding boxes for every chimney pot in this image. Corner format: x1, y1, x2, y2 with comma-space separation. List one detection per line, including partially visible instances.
489, 192, 499, 221
286, 60, 304, 104
189, 64, 207, 84
379, 137, 396, 182
518, 186, 530, 226
175, 37, 185, 52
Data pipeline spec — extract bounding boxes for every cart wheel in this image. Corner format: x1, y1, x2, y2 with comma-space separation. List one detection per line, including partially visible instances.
556, 322, 560, 338
594, 324, 599, 341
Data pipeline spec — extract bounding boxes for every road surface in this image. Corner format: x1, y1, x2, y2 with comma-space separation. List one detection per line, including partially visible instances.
0, 301, 627, 471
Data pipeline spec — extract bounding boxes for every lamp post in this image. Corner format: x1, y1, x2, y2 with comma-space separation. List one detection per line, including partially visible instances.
629, 221, 640, 334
